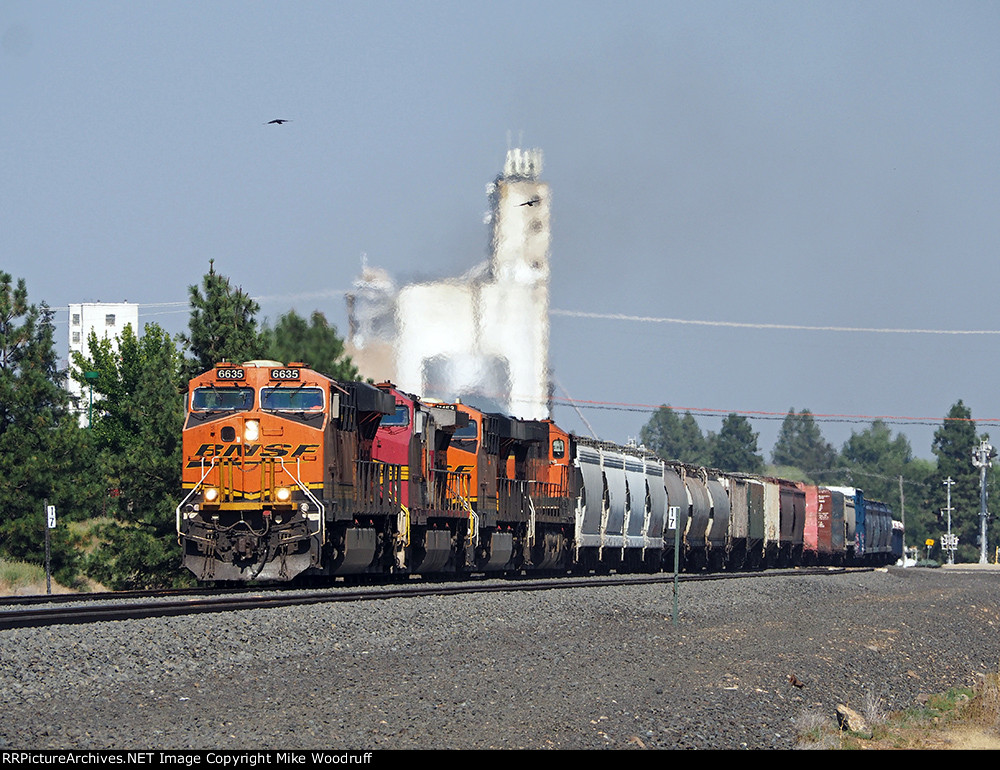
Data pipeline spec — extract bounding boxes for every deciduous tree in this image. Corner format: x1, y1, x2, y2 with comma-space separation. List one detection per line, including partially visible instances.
73, 323, 189, 588
837, 421, 933, 536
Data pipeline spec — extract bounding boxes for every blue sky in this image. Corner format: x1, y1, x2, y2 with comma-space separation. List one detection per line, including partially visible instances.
4, 1, 1000, 459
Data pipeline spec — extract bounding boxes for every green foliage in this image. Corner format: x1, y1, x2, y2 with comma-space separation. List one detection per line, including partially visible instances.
708, 413, 764, 473
182, 259, 265, 375
0, 272, 94, 584
928, 400, 986, 563
0, 558, 47, 591
771, 408, 837, 478
261, 309, 359, 381
893, 456, 937, 549
640, 406, 709, 464
838, 420, 915, 503
765, 464, 812, 484
827, 420, 936, 546
74, 322, 191, 589
842, 420, 913, 472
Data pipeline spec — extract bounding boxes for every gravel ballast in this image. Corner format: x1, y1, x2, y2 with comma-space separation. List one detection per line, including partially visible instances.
2, 567, 999, 750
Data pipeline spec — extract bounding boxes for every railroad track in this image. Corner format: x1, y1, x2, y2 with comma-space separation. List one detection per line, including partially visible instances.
0, 567, 867, 630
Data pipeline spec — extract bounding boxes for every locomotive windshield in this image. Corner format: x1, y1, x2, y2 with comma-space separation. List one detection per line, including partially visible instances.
451, 419, 478, 453
379, 404, 410, 427
191, 386, 254, 412
260, 387, 324, 411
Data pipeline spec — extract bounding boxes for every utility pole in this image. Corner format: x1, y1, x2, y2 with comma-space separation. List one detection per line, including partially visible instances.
898, 474, 906, 563
942, 477, 956, 565
84, 370, 99, 428
970, 440, 995, 565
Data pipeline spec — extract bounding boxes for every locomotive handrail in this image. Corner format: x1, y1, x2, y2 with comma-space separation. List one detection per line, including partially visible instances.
454, 491, 478, 542
277, 456, 326, 546
443, 470, 478, 543
175, 455, 219, 536
526, 494, 536, 547
398, 503, 411, 547
367, 460, 411, 547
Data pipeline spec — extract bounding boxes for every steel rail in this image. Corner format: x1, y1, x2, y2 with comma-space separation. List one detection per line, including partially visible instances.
0, 567, 865, 631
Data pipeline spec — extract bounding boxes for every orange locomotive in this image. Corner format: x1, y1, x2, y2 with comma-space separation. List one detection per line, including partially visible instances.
439, 402, 578, 571
176, 361, 398, 581
177, 365, 585, 582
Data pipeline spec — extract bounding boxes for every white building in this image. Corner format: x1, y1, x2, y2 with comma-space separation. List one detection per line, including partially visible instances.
346, 147, 551, 419
67, 301, 139, 424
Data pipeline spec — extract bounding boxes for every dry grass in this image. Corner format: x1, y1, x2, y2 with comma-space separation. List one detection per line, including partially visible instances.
861, 690, 889, 726
965, 667, 1000, 734
0, 559, 68, 596
0, 558, 106, 596
796, 664, 1000, 750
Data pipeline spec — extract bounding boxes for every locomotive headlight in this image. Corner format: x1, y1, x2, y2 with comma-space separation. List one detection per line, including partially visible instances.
275, 487, 292, 502
203, 487, 219, 503
244, 420, 260, 442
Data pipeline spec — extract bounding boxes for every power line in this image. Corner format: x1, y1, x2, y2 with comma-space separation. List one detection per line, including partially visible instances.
47, 297, 1000, 336
550, 309, 1000, 336
549, 397, 1000, 428
47, 291, 353, 321
807, 467, 934, 489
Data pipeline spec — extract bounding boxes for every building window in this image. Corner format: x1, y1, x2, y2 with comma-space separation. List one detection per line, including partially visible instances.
105, 314, 116, 326
72, 332, 81, 344
72, 314, 80, 325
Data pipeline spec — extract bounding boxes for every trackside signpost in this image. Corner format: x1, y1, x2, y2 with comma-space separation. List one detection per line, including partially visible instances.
44, 500, 55, 595
670, 505, 680, 626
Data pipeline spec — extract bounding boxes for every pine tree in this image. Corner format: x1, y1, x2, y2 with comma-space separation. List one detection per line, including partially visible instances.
708, 413, 764, 473
261, 309, 359, 381
640, 405, 708, 464
182, 259, 264, 375
0, 273, 93, 585
929, 400, 983, 562
771, 408, 837, 476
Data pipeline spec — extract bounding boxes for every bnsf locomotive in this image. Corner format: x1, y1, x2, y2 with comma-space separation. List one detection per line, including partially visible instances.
176, 362, 901, 582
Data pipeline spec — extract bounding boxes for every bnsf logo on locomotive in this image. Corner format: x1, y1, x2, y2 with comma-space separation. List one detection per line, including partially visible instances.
186, 442, 319, 467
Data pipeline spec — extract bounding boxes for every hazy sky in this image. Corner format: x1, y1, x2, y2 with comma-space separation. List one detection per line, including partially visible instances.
4, 1, 1000, 460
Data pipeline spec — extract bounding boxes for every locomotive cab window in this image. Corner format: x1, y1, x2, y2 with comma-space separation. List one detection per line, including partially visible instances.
261, 387, 325, 412
379, 404, 410, 427
191, 387, 255, 412
552, 438, 566, 459
451, 419, 478, 453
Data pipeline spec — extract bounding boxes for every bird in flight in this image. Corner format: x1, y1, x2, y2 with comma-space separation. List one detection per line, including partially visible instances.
265, 119, 291, 125
519, 197, 541, 207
